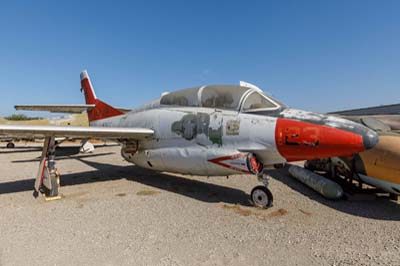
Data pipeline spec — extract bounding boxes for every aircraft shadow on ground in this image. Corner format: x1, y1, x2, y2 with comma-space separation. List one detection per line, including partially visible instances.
0, 147, 43, 154
71, 158, 252, 206
1, 151, 399, 219
0, 155, 251, 207
267, 166, 400, 221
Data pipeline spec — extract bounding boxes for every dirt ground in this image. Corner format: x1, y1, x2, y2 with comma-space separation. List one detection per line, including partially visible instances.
0, 143, 399, 266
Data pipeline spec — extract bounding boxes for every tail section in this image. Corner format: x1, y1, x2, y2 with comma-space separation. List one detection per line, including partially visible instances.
80, 70, 97, 104
80, 70, 124, 122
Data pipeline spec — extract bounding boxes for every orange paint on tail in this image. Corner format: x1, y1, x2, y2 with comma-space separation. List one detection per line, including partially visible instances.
80, 70, 123, 122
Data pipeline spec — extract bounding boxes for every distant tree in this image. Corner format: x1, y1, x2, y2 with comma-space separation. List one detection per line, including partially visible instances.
5, 114, 43, 121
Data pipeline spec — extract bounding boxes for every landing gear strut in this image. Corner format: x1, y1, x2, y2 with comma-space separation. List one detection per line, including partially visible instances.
33, 136, 60, 199
247, 154, 273, 208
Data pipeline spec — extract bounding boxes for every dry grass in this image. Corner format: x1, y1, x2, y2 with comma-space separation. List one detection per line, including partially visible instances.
0, 118, 50, 125
299, 209, 312, 216
136, 190, 160, 196
267, 208, 288, 218
222, 204, 288, 220
222, 204, 252, 216
0, 113, 89, 127
60, 113, 89, 127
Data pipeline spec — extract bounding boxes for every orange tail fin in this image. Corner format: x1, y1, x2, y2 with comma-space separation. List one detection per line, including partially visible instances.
80, 70, 124, 122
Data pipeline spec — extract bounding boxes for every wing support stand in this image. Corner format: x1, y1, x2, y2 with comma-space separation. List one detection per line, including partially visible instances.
33, 136, 61, 200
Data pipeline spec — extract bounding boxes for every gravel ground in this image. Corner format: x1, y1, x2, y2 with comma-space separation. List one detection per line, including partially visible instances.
0, 143, 399, 266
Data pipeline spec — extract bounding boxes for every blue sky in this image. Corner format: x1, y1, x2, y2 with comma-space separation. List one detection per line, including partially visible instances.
0, 0, 399, 116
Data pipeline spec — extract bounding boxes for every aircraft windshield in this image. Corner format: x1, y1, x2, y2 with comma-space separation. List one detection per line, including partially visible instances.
160, 85, 280, 111
242, 91, 278, 111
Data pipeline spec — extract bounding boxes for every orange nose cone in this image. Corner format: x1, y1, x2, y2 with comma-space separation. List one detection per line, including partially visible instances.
275, 118, 364, 162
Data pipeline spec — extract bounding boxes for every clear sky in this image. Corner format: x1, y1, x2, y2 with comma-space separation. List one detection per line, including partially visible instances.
0, 0, 399, 116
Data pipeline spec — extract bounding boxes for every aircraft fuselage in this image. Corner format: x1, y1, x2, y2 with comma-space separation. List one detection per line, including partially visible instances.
91, 104, 378, 177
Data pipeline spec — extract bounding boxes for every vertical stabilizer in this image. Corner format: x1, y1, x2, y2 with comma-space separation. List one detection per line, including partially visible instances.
80, 70, 124, 122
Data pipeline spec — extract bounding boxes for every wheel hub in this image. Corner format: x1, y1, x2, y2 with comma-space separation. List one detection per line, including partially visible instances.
252, 189, 269, 206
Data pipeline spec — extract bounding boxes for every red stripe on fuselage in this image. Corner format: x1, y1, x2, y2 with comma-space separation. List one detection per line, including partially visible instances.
208, 154, 251, 174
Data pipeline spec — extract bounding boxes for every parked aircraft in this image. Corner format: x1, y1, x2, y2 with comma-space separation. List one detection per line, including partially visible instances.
306, 104, 400, 198
0, 137, 16, 148
0, 71, 378, 207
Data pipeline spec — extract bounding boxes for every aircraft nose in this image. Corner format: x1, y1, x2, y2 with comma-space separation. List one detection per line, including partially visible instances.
361, 127, 379, 150
321, 114, 379, 151
275, 109, 379, 162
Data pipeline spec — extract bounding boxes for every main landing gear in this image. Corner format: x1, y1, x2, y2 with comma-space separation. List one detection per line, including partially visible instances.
33, 136, 61, 200
6, 142, 15, 148
247, 154, 273, 208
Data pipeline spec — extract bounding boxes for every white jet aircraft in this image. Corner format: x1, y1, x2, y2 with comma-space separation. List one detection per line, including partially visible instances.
0, 71, 378, 207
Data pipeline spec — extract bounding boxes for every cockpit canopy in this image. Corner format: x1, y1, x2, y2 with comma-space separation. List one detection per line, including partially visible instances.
160, 85, 281, 112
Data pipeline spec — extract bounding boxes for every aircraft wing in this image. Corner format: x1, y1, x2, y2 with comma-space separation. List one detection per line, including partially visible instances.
328, 103, 400, 116
15, 104, 131, 114
0, 124, 153, 140
328, 103, 400, 131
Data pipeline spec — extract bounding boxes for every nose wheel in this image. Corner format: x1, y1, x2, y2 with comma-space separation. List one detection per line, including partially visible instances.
250, 172, 273, 208
251, 186, 273, 208
246, 154, 274, 208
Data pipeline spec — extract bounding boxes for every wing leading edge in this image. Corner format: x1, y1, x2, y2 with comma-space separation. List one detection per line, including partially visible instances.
0, 124, 154, 140
328, 103, 400, 116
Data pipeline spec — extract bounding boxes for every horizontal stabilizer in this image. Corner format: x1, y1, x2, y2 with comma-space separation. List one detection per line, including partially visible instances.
15, 104, 95, 113
15, 104, 131, 114
0, 124, 153, 140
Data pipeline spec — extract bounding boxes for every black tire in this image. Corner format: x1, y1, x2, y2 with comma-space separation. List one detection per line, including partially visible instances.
6, 142, 15, 149
304, 161, 314, 171
251, 186, 273, 208
273, 163, 285, 169
389, 193, 399, 201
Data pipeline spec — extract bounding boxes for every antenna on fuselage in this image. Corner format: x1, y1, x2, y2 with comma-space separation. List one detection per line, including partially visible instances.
240, 81, 277, 98
239, 81, 263, 93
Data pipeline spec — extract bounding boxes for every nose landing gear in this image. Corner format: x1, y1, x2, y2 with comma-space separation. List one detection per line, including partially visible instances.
247, 154, 274, 208
251, 185, 273, 208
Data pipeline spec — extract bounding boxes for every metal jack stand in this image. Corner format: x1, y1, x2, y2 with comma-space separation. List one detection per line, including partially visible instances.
33, 136, 61, 200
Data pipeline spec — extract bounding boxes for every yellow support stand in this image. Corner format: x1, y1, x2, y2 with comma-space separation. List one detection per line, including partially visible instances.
44, 195, 62, 201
